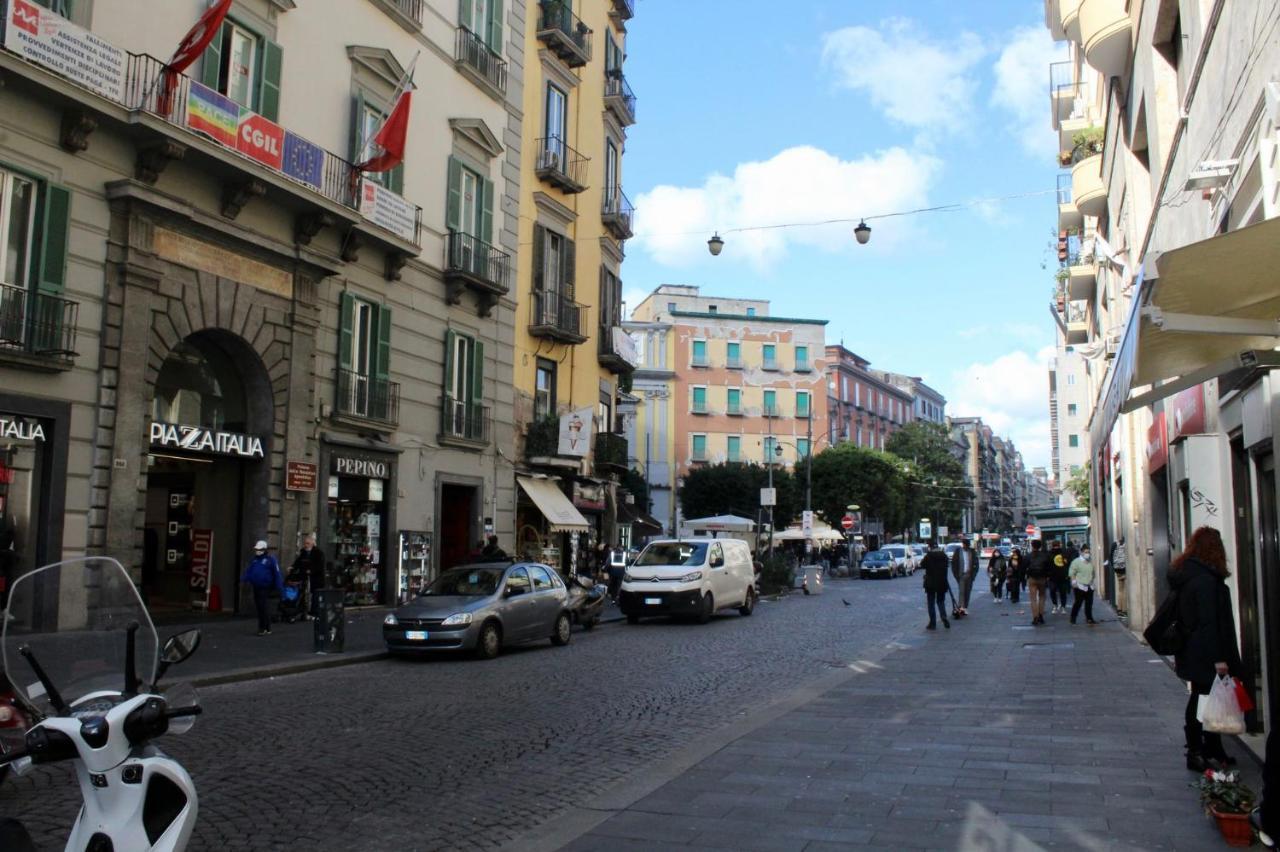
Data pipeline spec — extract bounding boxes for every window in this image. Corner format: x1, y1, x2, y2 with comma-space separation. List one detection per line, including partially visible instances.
1068, 434, 1079, 448
545, 83, 567, 152
529, 565, 554, 590
726, 341, 741, 367
692, 434, 707, 461
445, 157, 493, 256
667, 302, 676, 313
532, 225, 575, 320
762, 344, 777, 369
1067, 403, 1078, 417
855, 383, 860, 407
763, 389, 776, 416
708, 305, 717, 313
443, 330, 484, 438
692, 386, 707, 413
691, 339, 707, 366
461, 0, 503, 51
796, 391, 810, 419
727, 435, 741, 462
505, 566, 530, 594
201, 19, 282, 120
795, 345, 809, 371
797, 438, 810, 459
746, 307, 756, 317
1067, 374, 1076, 386
337, 292, 392, 419
727, 388, 741, 415
0, 168, 70, 353
763, 436, 777, 462
1, 170, 37, 291
351, 95, 404, 192
534, 357, 556, 421
33, 0, 73, 16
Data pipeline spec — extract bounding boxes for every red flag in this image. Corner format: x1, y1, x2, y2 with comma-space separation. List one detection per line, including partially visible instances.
357, 91, 411, 173
169, 0, 234, 74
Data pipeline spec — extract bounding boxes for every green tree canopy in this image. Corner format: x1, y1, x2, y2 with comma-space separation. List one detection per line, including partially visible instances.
887, 422, 972, 531
808, 444, 909, 533
1066, 462, 1091, 510
679, 462, 799, 530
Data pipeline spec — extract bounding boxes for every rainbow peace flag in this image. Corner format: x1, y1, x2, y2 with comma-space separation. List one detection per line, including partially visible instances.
186, 82, 239, 148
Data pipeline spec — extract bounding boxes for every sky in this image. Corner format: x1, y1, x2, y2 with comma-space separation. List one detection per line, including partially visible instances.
620, 1, 1068, 471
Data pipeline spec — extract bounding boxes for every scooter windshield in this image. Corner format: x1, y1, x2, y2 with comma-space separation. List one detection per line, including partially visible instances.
2, 558, 158, 716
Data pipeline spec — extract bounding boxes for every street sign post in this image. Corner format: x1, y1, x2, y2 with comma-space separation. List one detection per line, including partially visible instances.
760, 487, 776, 507
841, 514, 854, 531
939, 525, 949, 539
802, 510, 813, 535
918, 519, 932, 540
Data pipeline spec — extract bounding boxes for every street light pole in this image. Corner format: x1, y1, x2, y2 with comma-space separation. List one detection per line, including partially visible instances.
767, 406, 774, 561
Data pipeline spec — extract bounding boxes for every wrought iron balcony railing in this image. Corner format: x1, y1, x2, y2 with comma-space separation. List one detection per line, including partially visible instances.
601, 185, 634, 240
440, 395, 491, 445
529, 290, 587, 343
535, 136, 588, 194
604, 71, 636, 126
455, 27, 508, 94
444, 231, 511, 295
0, 282, 78, 366
334, 368, 400, 426
537, 0, 593, 67
594, 432, 628, 473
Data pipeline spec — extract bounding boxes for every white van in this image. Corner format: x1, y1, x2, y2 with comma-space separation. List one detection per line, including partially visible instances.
619, 538, 756, 624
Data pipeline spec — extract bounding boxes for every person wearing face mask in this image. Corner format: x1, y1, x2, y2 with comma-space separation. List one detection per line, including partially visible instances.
1068, 544, 1097, 625
242, 539, 283, 636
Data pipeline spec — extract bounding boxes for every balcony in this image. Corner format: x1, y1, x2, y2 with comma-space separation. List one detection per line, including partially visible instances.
439, 395, 491, 448
1064, 302, 1089, 345
726, 356, 743, 369
597, 324, 637, 373
762, 404, 781, 418
604, 72, 637, 126
334, 369, 400, 427
594, 432, 629, 474
535, 136, 588, 194
455, 27, 508, 96
601, 186, 634, 240
610, 0, 635, 22
1066, 253, 1096, 302
762, 358, 779, 372
727, 400, 743, 416
1080, 0, 1132, 79
0, 283, 78, 372
537, 0, 592, 68
529, 290, 588, 344
1057, 173, 1081, 230
371, 0, 424, 30
1049, 62, 1075, 129
1071, 154, 1106, 218
444, 231, 511, 304
794, 359, 811, 373
524, 415, 576, 467
1060, 0, 1083, 43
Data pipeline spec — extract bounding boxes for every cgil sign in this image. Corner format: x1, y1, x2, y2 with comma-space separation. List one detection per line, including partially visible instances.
150, 422, 264, 458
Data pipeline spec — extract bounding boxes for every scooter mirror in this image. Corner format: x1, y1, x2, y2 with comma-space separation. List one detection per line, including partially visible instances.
161, 629, 202, 665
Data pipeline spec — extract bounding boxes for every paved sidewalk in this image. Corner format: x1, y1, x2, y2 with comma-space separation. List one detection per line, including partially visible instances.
548, 591, 1261, 851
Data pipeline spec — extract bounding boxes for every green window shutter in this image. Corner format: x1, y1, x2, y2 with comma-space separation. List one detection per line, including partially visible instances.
470, 339, 484, 404
37, 184, 71, 294
693, 387, 705, 407
443, 329, 456, 398
338, 292, 354, 372
349, 92, 366, 162
459, 0, 473, 29
561, 237, 575, 299
258, 40, 283, 121
487, 0, 503, 52
200, 21, 229, 90
374, 304, 392, 383
764, 390, 775, 413
480, 176, 494, 245
446, 157, 462, 232
532, 224, 545, 291
389, 162, 404, 195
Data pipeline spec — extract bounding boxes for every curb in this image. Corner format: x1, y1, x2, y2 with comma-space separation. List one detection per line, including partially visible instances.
182, 650, 388, 688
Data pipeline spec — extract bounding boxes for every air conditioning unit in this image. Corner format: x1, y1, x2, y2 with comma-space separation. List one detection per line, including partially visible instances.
542, 150, 561, 171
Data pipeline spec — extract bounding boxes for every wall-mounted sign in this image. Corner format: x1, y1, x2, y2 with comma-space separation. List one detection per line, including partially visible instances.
236, 111, 285, 169
0, 416, 45, 442
1146, 411, 1168, 473
286, 461, 318, 492
331, 452, 390, 480
1169, 385, 1207, 442
573, 481, 605, 512
149, 421, 264, 458
189, 529, 213, 608
4, 0, 125, 101
282, 132, 324, 191
557, 407, 593, 457
358, 180, 418, 244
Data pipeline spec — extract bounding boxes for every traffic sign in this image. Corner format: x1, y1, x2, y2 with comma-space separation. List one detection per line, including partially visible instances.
841, 514, 855, 531
918, 521, 932, 540
802, 510, 813, 534
1025, 524, 1036, 536
760, 487, 776, 507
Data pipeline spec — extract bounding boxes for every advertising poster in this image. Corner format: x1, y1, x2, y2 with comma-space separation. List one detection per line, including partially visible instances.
189, 529, 213, 607
557, 407, 593, 457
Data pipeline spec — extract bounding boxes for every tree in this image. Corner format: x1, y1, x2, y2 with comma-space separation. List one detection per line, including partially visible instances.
678, 462, 799, 530
620, 468, 649, 513
1066, 462, 1091, 510
886, 422, 973, 531
808, 444, 909, 533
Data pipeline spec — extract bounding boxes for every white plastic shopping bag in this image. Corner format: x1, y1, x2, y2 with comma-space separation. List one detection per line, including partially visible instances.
1199, 675, 1246, 734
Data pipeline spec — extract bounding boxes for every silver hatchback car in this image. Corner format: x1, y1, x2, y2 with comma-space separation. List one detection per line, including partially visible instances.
383, 562, 571, 659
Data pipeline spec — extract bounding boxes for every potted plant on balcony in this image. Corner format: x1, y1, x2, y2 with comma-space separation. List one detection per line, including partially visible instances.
1070, 126, 1105, 164
1192, 769, 1257, 847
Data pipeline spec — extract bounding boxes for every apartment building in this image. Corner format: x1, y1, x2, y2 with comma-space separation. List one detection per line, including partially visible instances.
629, 286, 827, 527
623, 315, 675, 533
1044, 0, 1280, 740
1048, 343, 1091, 506
0, 0, 525, 607
876, 371, 947, 425
825, 347, 915, 451
510, 0, 638, 573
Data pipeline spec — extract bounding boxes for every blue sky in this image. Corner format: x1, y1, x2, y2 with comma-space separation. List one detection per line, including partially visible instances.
621, 1, 1067, 470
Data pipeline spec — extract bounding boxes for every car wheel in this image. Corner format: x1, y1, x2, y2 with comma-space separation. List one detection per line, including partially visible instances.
626, 614, 640, 625
551, 612, 572, 646
697, 593, 714, 624
739, 587, 756, 616
475, 621, 502, 660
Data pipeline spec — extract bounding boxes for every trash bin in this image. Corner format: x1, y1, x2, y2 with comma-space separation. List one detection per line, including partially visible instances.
313, 588, 345, 653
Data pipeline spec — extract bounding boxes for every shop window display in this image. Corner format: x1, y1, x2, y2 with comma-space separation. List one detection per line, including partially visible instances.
0, 433, 43, 600
329, 475, 385, 605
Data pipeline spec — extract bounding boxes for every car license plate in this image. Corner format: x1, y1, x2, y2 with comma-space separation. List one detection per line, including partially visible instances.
405, 630, 428, 641
644, 597, 661, 605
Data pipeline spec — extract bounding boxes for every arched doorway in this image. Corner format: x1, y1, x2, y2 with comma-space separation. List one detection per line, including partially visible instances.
142, 330, 274, 610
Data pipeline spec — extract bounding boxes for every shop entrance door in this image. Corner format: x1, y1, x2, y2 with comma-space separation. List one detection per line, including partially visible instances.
1150, 472, 1172, 605
439, 483, 477, 571
1256, 453, 1280, 732
1231, 438, 1264, 731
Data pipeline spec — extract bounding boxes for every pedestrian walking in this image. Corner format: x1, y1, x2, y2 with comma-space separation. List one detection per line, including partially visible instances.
291, 533, 326, 621
1007, 549, 1025, 604
1169, 526, 1244, 772
605, 544, 625, 601
242, 539, 283, 636
1252, 725, 1277, 847
988, 548, 1008, 602
920, 539, 951, 631
1068, 544, 1097, 625
1026, 539, 1052, 625
1049, 540, 1070, 614
952, 539, 977, 614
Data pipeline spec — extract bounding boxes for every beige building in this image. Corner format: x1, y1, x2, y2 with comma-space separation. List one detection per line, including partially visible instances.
0, 0, 525, 607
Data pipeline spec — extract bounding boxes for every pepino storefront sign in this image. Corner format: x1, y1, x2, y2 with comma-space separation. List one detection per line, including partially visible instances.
150, 421, 264, 458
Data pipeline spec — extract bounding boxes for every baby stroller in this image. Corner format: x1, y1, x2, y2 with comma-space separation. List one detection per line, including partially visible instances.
277, 568, 306, 624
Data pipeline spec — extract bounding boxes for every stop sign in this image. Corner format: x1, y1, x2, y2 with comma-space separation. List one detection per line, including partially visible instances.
1025, 524, 1036, 536
841, 515, 855, 530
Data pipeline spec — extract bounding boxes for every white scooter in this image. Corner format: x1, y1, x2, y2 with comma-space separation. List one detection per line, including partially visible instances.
0, 557, 204, 852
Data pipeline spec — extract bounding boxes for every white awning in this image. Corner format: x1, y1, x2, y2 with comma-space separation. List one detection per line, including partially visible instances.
682, 514, 756, 532
517, 477, 590, 533
1091, 217, 1280, 448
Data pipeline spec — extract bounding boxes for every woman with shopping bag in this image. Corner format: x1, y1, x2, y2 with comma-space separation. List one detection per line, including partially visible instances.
1168, 526, 1245, 772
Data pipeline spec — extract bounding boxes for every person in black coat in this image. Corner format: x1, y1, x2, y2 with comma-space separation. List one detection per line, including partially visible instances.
1168, 526, 1244, 772
1006, 549, 1026, 604
292, 534, 327, 620
921, 540, 951, 631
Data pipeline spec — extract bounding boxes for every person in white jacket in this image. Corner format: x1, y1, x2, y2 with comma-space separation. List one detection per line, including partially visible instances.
1068, 544, 1097, 625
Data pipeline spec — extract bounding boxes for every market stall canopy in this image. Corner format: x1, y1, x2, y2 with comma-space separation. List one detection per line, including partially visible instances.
773, 526, 844, 542
1091, 217, 1280, 449
683, 514, 756, 532
516, 477, 590, 533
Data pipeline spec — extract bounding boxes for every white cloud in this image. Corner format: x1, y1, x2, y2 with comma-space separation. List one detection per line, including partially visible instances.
821, 18, 987, 137
945, 345, 1055, 469
990, 26, 1069, 156
632, 145, 940, 269
622, 287, 648, 320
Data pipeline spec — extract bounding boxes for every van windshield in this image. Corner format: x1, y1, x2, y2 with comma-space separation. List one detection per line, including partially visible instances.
635, 543, 708, 567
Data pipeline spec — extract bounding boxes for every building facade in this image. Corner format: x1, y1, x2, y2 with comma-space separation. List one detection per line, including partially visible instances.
1048, 344, 1091, 507
0, 0, 525, 608
1044, 0, 1280, 741
825, 346, 915, 451
876, 370, 947, 425
510, 0, 638, 573
624, 316, 675, 533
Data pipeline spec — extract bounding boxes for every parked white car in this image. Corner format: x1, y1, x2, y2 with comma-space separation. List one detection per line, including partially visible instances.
882, 544, 915, 576
619, 538, 757, 624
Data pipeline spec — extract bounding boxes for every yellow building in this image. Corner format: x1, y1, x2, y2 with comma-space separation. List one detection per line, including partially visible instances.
512, 0, 638, 571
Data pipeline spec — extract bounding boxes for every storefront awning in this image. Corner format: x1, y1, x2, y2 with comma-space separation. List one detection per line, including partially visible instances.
1091, 217, 1280, 448
517, 477, 590, 533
